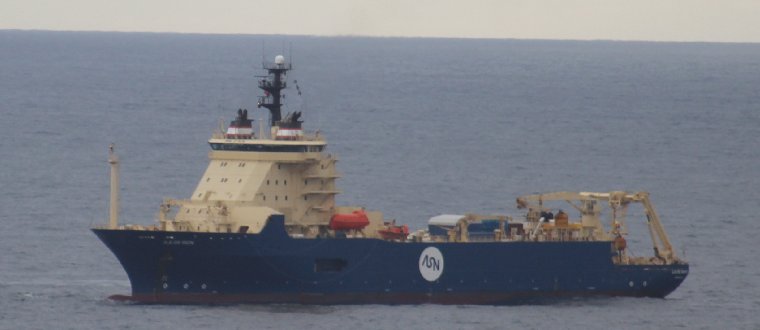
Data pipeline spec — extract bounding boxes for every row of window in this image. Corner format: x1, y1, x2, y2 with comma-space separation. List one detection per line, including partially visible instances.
219, 161, 247, 168
185, 208, 209, 214
191, 191, 308, 202
204, 177, 243, 183
210, 143, 324, 153
204, 177, 328, 186
261, 195, 300, 201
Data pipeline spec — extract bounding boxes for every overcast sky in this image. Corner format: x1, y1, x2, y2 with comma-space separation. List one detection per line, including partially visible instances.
2, 0, 759, 42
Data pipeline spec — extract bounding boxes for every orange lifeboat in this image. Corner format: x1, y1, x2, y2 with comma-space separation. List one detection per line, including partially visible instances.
329, 210, 370, 231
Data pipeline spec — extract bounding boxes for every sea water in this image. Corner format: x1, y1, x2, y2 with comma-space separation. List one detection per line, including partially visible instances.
1, 31, 759, 329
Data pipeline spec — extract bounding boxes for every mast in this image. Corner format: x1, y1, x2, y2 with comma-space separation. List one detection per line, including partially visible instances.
257, 55, 291, 126
108, 144, 120, 229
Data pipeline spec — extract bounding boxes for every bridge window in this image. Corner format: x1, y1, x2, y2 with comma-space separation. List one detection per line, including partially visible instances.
209, 143, 314, 153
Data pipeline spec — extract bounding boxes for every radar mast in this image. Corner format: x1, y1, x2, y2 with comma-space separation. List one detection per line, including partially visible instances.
257, 55, 291, 126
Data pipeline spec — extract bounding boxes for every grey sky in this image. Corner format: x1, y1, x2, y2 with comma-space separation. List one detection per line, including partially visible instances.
2, 0, 759, 42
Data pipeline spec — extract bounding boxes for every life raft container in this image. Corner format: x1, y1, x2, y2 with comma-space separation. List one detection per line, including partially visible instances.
378, 224, 409, 240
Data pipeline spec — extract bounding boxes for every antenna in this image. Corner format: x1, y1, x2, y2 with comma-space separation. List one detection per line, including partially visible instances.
261, 40, 265, 65
289, 42, 293, 66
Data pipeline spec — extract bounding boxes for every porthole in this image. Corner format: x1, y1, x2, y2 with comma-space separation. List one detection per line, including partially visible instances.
275, 180, 278, 185
285, 196, 288, 201
284, 180, 287, 185
275, 196, 278, 201
267, 180, 270, 185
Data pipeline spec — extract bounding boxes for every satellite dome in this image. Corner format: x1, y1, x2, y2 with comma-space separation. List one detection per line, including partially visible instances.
274, 55, 285, 65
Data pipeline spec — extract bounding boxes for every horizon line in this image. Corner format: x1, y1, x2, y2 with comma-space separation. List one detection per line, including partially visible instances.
3, 28, 759, 46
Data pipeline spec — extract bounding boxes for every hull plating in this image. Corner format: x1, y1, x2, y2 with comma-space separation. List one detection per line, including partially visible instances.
93, 216, 688, 305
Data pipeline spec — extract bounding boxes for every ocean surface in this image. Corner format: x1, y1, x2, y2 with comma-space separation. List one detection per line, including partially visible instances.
1, 30, 759, 329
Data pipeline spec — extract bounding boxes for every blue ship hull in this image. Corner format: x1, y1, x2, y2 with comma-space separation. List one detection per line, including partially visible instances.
92, 215, 688, 305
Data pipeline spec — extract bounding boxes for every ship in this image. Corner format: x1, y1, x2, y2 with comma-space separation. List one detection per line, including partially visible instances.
92, 55, 689, 304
